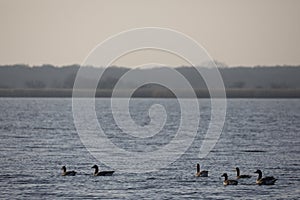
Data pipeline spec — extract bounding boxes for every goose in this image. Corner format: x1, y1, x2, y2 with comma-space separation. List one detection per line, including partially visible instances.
254, 169, 277, 185
221, 173, 238, 186
195, 163, 208, 177
92, 164, 115, 176
235, 167, 251, 179
61, 166, 77, 176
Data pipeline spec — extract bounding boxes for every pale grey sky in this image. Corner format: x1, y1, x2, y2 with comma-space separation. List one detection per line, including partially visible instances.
0, 0, 299, 67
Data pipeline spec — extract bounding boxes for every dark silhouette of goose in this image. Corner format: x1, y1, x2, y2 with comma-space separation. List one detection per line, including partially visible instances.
92, 164, 114, 176
221, 173, 238, 185
254, 169, 277, 185
235, 167, 251, 179
195, 163, 208, 177
61, 166, 77, 176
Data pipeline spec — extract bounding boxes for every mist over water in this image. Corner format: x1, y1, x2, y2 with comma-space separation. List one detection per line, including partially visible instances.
0, 98, 299, 199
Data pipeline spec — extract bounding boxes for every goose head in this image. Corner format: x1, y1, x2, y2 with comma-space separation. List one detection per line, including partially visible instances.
254, 169, 262, 174
61, 166, 66, 172
254, 169, 263, 179
91, 164, 98, 169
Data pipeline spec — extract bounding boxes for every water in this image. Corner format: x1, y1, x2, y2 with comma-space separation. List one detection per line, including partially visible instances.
0, 98, 299, 199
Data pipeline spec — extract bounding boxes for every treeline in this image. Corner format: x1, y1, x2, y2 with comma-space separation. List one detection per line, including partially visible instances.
1, 88, 300, 98
0, 64, 300, 97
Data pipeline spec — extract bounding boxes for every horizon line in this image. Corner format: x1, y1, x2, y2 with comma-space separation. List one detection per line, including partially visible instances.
1, 63, 300, 69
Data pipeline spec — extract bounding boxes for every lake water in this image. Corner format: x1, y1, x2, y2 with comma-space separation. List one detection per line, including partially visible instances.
0, 98, 299, 199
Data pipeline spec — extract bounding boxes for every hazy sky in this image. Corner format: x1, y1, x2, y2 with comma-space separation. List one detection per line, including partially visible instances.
0, 0, 299, 67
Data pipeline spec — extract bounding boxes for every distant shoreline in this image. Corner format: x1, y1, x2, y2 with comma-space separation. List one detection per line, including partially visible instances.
1, 88, 300, 98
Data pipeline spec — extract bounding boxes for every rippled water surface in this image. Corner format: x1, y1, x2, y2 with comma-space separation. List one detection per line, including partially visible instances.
0, 98, 299, 199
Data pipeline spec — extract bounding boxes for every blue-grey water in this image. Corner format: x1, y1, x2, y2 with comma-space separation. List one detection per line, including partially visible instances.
0, 98, 299, 199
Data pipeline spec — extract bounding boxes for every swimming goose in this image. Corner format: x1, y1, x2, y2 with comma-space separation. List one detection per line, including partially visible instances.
221, 173, 238, 185
92, 164, 115, 176
254, 169, 277, 185
195, 163, 208, 177
61, 166, 77, 176
235, 167, 251, 179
